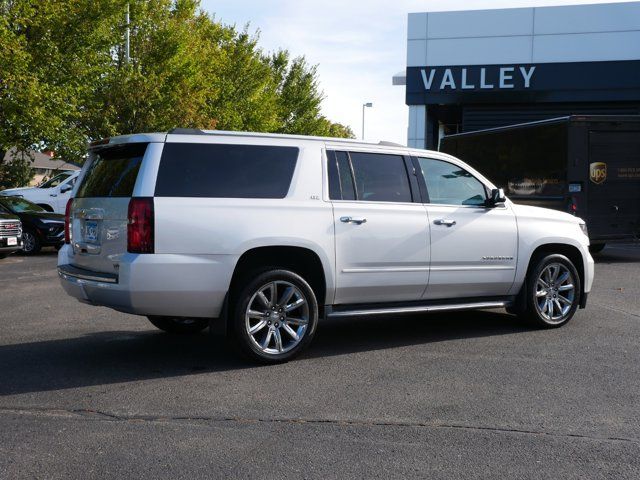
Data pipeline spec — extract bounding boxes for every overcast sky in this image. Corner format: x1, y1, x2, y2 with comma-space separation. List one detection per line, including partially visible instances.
200, 0, 632, 144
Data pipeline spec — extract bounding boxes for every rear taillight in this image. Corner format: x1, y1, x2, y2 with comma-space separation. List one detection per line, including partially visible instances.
64, 198, 73, 244
127, 197, 154, 253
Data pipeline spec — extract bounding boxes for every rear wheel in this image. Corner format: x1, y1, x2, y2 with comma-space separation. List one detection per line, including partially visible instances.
229, 269, 318, 364
147, 316, 209, 334
21, 230, 41, 255
522, 254, 580, 328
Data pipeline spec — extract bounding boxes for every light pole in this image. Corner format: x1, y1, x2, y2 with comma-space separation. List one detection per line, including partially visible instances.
362, 102, 373, 140
125, 3, 130, 63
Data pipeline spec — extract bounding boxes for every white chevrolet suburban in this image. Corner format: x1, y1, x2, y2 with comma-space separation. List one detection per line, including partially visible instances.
58, 129, 594, 363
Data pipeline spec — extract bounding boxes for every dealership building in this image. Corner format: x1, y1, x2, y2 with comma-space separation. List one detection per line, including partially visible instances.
394, 1, 640, 149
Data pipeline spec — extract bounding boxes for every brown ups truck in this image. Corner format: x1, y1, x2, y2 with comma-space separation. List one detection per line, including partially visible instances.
440, 115, 640, 252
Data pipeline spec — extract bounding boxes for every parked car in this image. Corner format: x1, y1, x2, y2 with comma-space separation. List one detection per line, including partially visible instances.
0, 210, 22, 259
0, 196, 64, 254
0, 170, 80, 214
58, 130, 594, 363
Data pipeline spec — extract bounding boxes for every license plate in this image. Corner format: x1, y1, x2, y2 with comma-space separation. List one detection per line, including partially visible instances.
85, 220, 99, 242
7, 237, 17, 246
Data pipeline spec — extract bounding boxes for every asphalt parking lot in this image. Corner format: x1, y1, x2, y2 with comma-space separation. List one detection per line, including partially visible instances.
1, 245, 639, 479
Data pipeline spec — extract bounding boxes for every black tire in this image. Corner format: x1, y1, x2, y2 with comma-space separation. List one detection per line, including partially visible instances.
522, 254, 581, 328
21, 230, 41, 255
147, 316, 209, 334
0, 254, 7, 259
589, 243, 606, 254
229, 269, 318, 364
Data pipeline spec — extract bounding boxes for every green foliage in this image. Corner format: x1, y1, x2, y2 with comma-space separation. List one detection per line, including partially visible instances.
0, 150, 33, 188
0, 0, 352, 188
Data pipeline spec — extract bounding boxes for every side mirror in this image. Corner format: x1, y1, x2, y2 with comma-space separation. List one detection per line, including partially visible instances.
60, 185, 72, 193
489, 188, 506, 206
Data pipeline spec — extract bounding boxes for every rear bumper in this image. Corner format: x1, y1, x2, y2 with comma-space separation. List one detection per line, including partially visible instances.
57, 245, 235, 318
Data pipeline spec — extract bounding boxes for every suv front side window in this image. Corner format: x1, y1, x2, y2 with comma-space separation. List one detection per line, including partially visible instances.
417, 157, 487, 206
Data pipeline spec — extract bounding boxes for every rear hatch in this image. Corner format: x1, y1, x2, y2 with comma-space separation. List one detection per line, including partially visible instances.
70, 143, 149, 274
587, 130, 640, 241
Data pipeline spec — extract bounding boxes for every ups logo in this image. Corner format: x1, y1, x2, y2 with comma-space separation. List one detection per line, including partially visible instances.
590, 162, 607, 184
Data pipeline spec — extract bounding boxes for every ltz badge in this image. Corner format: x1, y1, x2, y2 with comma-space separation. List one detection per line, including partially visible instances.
590, 162, 607, 184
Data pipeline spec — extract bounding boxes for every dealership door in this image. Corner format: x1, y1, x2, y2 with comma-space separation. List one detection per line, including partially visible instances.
587, 131, 640, 240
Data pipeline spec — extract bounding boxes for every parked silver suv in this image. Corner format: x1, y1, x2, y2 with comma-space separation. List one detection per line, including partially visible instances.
58, 129, 594, 362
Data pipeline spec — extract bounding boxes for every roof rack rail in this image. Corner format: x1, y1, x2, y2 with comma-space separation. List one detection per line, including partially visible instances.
168, 128, 205, 135
378, 140, 405, 147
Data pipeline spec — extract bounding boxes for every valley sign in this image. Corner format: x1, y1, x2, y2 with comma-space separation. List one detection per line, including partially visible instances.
405, 60, 640, 105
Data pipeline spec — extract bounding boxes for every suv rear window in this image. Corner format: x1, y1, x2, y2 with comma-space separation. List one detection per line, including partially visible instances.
155, 143, 299, 198
76, 143, 148, 198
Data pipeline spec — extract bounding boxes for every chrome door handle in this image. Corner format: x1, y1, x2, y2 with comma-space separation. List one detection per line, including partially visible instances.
50, 193, 58, 197
340, 216, 367, 225
434, 219, 456, 227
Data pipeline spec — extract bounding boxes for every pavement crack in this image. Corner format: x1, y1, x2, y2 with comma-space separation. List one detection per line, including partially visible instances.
0, 406, 637, 445
594, 302, 640, 319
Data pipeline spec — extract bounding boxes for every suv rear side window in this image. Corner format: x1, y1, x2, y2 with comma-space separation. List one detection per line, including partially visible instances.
155, 143, 298, 198
350, 152, 412, 203
76, 143, 147, 198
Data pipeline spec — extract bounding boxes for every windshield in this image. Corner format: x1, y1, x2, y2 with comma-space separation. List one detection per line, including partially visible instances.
39, 172, 73, 189
0, 196, 46, 213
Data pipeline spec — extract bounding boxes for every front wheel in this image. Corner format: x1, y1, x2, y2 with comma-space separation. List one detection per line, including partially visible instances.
229, 269, 318, 364
147, 316, 209, 334
21, 230, 41, 255
523, 254, 581, 328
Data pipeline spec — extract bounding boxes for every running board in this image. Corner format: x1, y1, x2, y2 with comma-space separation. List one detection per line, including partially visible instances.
326, 300, 511, 319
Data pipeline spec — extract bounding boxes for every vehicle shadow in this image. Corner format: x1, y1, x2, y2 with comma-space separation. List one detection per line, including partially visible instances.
0, 310, 530, 396
592, 244, 640, 264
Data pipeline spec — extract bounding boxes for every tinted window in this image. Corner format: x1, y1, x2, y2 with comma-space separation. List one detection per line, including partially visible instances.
327, 150, 356, 201
349, 152, 412, 203
418, 158, 487, 206
155, 143, 298, 198
0, 196, 45, 213
76, 143, 147, 198
39, 172, 72, 188
336, 152, 356, 201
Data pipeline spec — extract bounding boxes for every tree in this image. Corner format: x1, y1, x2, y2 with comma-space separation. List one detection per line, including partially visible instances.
0, 0, 353, 188
270, 50, 354, 138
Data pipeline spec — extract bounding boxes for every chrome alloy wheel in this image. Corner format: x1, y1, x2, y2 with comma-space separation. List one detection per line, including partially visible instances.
534, 263, 576, 324
245, 281, 310, 355
22, 231, 35, 253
